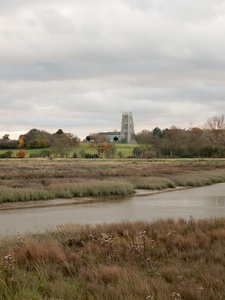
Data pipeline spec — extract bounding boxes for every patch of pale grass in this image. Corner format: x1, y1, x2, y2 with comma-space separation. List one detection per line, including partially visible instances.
170, 171, 225, 187
129, 176, 176, 190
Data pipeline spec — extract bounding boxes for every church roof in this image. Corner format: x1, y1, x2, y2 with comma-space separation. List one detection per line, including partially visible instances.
99, 132, 121, 135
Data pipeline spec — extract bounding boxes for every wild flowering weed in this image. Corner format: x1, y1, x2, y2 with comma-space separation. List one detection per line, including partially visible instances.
100, 233, 116, 260
139, 230, 147, 257
128, 231, 147, 259
177, 275, 184, 281
165, 230, 177, 250
146, 295, 155, 300
3, 254, 14, 277
127, 242, 143, 257
127, 230, 155, 272
172, 292, 181, 300
16, 235, 24, 248
89, 233, 96, 241
197, 286, 204, 293
128, 230, 148, 257
166, 231, 177, 240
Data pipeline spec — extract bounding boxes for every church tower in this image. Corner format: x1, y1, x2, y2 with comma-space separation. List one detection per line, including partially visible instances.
120, 112, 134, 142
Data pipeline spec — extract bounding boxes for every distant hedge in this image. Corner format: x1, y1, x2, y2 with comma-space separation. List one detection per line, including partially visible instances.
29, 150, 51, 158
0, 140, 17, 149
0, 151, 14, 158
84, 153, 99, 159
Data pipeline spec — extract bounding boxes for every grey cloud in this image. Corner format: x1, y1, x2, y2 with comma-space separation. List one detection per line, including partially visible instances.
0, 0, 225, 138
123, 0, 225, 22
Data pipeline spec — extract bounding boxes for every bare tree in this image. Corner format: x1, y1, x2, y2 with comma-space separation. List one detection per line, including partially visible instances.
52, 133, 80, 157
89, 133, 115, 158
204, 115, 225, 130
204, 115, 225, 157
134, 130, 152, 145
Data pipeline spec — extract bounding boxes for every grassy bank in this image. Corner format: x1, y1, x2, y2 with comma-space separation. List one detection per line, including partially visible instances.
130, 177, 176, 189
0, 218, 225, 299
0, 180, 134, 203
1, 159, 225, 203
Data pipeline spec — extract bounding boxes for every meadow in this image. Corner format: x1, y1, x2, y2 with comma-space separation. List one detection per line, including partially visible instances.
0, 218, 225, 299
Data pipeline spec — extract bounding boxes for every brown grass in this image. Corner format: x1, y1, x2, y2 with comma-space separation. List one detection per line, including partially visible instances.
0, 218, 225, 299
0, 159, 225, 183
14, 241, 66, 263
1, 159, 225, 203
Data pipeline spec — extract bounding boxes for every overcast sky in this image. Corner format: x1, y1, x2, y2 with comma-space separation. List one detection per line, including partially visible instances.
1, 0, 225, 139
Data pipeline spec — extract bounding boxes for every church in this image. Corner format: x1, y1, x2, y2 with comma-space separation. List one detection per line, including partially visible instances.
99, 112, 135, 143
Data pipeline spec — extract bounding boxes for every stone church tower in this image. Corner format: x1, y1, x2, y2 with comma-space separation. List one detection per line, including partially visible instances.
120, 112, 134, 142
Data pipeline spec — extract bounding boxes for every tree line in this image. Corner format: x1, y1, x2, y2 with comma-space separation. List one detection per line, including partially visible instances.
1, 115, 225, 158
0, 128, 80, 151
134, 115, 225, 158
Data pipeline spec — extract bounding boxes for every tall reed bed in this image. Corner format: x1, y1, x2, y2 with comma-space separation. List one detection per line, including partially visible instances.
169, 170, 225, 187
130, 176, 176, 189
0, 180, 134, 203
0, 218, 225, 299
2, 171, 225, 203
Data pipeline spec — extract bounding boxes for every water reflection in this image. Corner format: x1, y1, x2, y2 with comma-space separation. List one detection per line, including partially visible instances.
210, 197, 225, 206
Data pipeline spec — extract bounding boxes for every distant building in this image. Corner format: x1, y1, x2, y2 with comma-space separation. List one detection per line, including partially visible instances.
98, 112, 135, 143
120, 112, 135, 142
99, 131, 121, 142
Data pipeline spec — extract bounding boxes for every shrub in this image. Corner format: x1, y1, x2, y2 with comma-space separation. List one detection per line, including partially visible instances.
79, 149, 85, 158
133, 147, 152, 158
105, 147, 117, 159
117, 151, 124, 158
16, 150, 26, 158
24, 128, 55, 148
40, 150, 51, 157
84, 153, 99, 159
0, 140, 18, 149
30, 150, 51, 158
0, 151, 13, 158
72, 152, 78, 158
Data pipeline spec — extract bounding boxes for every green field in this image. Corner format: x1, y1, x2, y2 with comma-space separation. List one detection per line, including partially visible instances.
0, 147, 50, 157
0, 143, 137, 158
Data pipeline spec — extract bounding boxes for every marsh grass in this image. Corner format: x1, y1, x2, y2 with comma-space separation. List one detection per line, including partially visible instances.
0, 180, 134, 203
169, 170, 225, 187
130, 177, 176, 190
1, 218, 225, 299
1, 160, 225, 203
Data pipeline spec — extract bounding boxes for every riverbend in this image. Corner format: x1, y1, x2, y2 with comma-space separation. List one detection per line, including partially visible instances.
1, 183, 225, 235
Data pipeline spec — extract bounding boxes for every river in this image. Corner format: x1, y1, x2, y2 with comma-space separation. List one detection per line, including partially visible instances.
0, 183, 225, 235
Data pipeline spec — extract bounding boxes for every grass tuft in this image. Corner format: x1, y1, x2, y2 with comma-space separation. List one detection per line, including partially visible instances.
131, 176, 176, 190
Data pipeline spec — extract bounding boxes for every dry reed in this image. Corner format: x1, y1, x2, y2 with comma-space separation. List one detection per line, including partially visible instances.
0, 218, 225, 299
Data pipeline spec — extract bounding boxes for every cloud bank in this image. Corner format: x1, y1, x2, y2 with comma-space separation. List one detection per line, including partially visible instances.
0, 0, 225, 138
